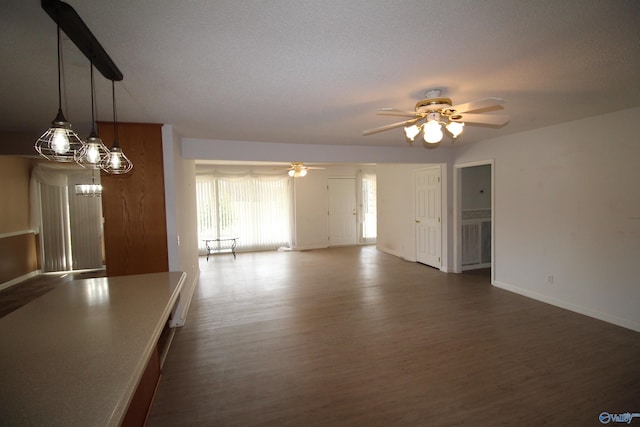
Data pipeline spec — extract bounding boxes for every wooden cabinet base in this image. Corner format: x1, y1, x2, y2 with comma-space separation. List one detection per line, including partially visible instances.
121, 349, 161, 427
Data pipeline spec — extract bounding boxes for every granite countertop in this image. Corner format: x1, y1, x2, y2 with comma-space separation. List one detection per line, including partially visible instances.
0, 271, 185, 426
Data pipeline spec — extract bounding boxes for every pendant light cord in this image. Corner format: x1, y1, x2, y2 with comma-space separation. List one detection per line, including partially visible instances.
89, 62, 97, 135
90, 63, 94, 123
112, 80, 119, 148
57, 24, 62, 112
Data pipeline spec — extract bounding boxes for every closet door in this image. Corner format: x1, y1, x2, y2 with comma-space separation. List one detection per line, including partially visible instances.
415, 167, 442, 269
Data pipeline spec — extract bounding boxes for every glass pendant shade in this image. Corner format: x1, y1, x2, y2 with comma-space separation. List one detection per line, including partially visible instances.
446, 121, 464, 138
423, 120, 444, 144
404, 124, 420, 141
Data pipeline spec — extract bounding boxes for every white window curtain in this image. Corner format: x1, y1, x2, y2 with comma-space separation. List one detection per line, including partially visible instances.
196, 173, 292, 253
361, 173, 377, 242
30, 165, 104, 272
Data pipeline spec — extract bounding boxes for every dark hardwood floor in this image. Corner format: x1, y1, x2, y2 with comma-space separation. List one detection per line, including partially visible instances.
147, 246, 640, 426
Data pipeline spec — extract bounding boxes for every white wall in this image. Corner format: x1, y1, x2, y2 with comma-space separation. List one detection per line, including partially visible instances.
293, 168, 330, 249
376, 163, 450, 268
182, 138, 453, 164
461, 165, 491, 210
183, 138, 449, 250
376, 164, 418, 260
453, 107, 640, 331
162, 125, 199, 327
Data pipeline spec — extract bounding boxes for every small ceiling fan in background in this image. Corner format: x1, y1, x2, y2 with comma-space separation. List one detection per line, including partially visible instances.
280, 162, 324, 177
362, 89, 509, 145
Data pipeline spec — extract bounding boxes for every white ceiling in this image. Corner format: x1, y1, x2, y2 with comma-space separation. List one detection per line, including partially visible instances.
1, 0, 639, 150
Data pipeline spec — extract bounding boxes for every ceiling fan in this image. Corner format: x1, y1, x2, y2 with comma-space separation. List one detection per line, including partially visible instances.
362, 89, 509, 145
281, 162, 324, 178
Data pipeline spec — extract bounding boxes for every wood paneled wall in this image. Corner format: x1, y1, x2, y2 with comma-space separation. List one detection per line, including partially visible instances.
97, 122, 169, 276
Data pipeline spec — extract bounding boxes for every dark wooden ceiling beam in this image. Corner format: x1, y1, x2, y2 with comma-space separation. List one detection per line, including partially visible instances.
41, 0, 123, 81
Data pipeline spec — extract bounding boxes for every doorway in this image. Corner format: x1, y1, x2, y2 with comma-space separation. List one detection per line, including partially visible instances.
454, 160, 494, 280
328, 178, 357, 246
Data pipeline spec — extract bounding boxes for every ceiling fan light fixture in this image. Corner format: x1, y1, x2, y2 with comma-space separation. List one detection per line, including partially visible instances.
423, 119, 443, 144
404, 124, 420, 141
288, 162, 309, 177
288, 167, 307, 178
362, 89, 508, 147
446, 121, 464, 138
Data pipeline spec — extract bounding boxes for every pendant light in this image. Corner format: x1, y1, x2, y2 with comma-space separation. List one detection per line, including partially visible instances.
75, 62, 109, 168
100, 80, 133, 174
75, 169, 102, 197
35, 23, 84, 162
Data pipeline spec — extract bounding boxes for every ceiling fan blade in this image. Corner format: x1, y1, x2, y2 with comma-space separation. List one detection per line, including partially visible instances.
455, 113, 510, 126
362, 119, 418, 136
377, 108, 419, 118
448, 97, 504, 114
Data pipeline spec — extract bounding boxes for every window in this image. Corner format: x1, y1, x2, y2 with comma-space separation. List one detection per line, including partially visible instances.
196, 174, 291, 253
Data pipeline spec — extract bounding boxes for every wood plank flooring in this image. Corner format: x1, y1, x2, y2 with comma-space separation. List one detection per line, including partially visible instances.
148, 246, 640, 426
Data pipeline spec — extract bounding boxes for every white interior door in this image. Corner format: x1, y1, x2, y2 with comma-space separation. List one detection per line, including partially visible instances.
328, 178, 357, 246
415, 168, 442, 268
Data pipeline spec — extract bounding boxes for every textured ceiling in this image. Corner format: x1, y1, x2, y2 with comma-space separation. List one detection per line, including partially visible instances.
1, 0, 639, 150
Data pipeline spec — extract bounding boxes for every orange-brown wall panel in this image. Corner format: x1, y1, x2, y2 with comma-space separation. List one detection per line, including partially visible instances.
0, 156, 38, 284
97, 122, 169, 276
0, 233, 38, 284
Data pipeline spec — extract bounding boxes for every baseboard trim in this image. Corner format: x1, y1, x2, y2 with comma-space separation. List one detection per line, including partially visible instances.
169, 271, 199, 328
0, 270, 41, 292
293, 244, 330, 251
462, 263, 491, 271
378, 247, 410, 261
493, 280, 640, 333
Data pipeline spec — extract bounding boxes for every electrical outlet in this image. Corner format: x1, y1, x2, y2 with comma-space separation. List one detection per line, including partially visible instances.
547, 274, 554, 284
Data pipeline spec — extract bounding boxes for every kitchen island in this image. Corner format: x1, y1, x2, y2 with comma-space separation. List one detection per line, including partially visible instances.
0, 271, 185, 426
